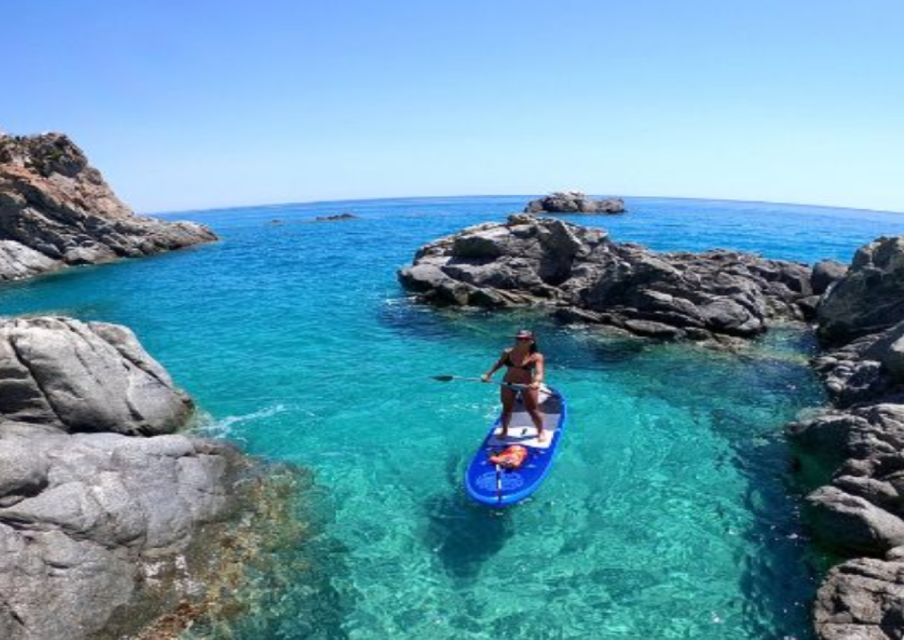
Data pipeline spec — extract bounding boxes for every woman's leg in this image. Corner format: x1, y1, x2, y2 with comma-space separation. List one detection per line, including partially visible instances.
500, 385, 516, 438
523, 389, 546, 441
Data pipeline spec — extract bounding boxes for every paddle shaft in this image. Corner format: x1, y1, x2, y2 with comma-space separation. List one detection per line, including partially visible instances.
432, 375, 532, 393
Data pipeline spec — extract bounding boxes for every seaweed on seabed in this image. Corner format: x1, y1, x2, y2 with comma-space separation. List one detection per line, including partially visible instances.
103, 463, 354, 640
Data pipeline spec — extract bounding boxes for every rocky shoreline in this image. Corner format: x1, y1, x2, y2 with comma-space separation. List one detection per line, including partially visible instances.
785, 236, 904, 640
0, 133, 300, 639
400, 215, 904, 639
0, 317, 307, 639
0, 133, 216, 282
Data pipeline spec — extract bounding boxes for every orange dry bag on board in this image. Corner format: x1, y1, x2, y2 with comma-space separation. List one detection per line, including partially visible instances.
489, 445, 528, 470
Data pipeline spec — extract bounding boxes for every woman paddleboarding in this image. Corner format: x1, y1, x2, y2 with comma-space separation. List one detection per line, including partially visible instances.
481, 329, 546, 442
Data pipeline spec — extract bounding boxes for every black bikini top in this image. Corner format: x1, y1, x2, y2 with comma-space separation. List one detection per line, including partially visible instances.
505, 351, 536, 372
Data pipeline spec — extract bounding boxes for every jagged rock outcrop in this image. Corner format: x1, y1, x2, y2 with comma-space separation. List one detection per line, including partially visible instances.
398, 214, 814, 342
817, 237, 904, 346
524, 191, 625, 214
0, 133, 216, 282
0, 316, 266, 639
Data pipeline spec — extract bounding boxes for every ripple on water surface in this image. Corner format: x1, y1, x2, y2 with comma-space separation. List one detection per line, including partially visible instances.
1, 196, 898, 638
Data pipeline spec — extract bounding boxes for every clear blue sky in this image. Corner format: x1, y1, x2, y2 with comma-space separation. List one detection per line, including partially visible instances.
3, 1, 903, 213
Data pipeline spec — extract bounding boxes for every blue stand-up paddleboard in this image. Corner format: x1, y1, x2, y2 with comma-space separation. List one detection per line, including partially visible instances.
465, 385, 567, 507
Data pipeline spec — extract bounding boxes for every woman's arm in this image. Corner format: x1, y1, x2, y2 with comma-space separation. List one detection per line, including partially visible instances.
530, 354, 545, 388
482, 350, 508, 381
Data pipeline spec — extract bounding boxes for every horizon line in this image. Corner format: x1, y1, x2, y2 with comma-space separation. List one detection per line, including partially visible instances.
148, 193, 904, 218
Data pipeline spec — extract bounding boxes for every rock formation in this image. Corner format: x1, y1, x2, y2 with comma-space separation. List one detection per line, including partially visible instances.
314, 212, 358, 222
398, 214, 816, 342
817, 237, 904, 346
0, 316, 283, 639
785, 235, 904, 639
524, 191, 625, 214
0, 132, 216, 282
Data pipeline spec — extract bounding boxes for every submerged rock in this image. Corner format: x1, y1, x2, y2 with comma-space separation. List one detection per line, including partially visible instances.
0, 132, 217, 282
398, 214, 812, 342
524, 191, 625, 214
0, 316, 298, 640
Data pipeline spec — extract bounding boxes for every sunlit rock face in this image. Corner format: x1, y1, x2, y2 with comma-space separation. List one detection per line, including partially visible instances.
0, 132, 216, 281
0, 316, 268, 640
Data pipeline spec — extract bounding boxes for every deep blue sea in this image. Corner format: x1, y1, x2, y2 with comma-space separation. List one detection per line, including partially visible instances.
4, 196, 904, 639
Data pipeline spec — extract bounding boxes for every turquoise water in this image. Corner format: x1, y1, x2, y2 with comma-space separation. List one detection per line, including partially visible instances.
4, 196, 904, 638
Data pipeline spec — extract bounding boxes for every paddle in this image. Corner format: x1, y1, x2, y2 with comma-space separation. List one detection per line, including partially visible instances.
430, 375, 530, 392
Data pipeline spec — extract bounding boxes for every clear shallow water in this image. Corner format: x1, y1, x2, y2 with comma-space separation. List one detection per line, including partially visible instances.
4, 196, 904, 638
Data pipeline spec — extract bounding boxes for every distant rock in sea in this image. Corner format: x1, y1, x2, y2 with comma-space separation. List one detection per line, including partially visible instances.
0, 132, 217, 282
524, 191, 625, 214
314, 212, 358, 222
0, 316, 300, 639
398, 213, 814, 343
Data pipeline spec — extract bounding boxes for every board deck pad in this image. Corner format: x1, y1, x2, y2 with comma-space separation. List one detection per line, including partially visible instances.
464, 386, 567, 507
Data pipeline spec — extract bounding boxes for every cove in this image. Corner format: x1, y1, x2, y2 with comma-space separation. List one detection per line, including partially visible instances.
3, 196, 904, 638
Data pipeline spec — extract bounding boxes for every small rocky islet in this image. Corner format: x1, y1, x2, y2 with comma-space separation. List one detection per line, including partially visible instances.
523, 190, 626, 214
3, 129, 904, 638
399, 215, 904, 639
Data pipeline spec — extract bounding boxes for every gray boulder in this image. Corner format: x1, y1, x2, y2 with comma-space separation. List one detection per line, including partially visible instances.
788, 405, 904, 474
0, 315, 284, 639
0, 422, 243, 639
865, 322, 904, 381
399, 214, 813, 341
818, 237, 904, 345
0, 240, 60, 281
806, 485, 904, 555
815, 558, 904, 640
812, 259, 848, 296
0, 316, 192, 434
806, 321, 904, 407
524, 191, 626, 214
0, 133, 217, 282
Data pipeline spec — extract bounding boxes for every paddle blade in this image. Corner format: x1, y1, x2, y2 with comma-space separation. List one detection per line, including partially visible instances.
431, 375, 455, 382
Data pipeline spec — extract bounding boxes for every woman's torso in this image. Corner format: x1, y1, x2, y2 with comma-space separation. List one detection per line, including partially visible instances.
503, 348, 538, 384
